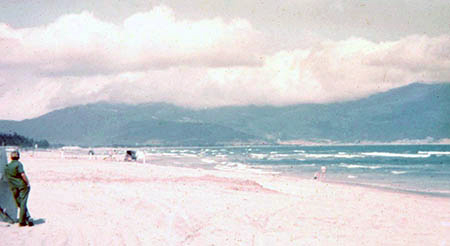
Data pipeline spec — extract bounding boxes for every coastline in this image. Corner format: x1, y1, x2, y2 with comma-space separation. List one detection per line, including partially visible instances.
1, 151, 449, 245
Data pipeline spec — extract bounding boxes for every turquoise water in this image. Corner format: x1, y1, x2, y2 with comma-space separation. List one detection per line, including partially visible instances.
149, 145, 450, 197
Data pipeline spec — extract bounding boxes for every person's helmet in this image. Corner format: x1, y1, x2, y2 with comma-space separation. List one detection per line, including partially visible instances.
10, 150, 20, 160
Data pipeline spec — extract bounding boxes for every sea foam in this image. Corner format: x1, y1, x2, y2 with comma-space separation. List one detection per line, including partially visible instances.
361, 152, 430, 158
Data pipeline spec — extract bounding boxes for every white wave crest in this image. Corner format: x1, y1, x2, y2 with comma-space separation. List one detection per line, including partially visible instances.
249, 153, 268, 159
201, 158, 216, 164
418, 151, 450, 156
214, 162, 280, 174
303, 153, 364, 159
362, 152, 430, 158
339, 164, 382, 169
180, 153, 197, 157
391, 171, 408, 175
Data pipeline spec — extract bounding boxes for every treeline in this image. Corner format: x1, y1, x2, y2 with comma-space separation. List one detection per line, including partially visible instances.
0, 132, 50, 148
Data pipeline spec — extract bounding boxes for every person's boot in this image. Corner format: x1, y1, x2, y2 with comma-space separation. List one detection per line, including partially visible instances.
26, 218, 34, 226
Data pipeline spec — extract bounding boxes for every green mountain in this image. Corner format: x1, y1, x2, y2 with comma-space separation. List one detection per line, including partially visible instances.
0, 103, 257, 146
0, 83, 448, 146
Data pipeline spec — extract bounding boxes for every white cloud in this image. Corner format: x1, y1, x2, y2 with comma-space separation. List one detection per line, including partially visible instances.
0, 5, 449, 120
0, 6, 262, 77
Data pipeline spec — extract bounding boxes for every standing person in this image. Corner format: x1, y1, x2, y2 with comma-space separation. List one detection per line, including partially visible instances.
4, 150, 33, 227
313, 166, 327, 181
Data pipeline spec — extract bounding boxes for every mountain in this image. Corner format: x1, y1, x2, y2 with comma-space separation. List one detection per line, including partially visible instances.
0, 83, 448, 146
0, 103, 257, 146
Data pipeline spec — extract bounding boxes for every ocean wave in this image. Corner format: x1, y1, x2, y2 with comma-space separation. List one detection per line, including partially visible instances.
303, 154, 336, 158
177, 150, 190, 153
272, 153, 291, 157
249, 153, 268, 159
252, 165, 278, 169
214, 162, 245, 170
418, 151, 450, 156
295, 164, 316, 167
338, 164, 382, 169
293, 150, 305, 153
214, 154, 228, 158
361, 152, 431, 158
391, 170, 408, 175
266, 152, 365, 160
253, 164, 316, 169
214, 162, 280, 174
304, 153, 365, 159
180, 153, 198, 157
266, 153, 295, 160
201, 158, 216, 164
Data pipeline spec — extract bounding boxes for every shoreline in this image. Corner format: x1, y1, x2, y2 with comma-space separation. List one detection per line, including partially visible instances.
27, 147, 450, 199
147, 154, 450, 199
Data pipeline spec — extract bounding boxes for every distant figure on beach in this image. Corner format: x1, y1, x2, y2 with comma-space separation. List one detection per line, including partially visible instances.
313, 166, 327, 181
124, 150, 137, 162
4, 150, 34, 226
88, 150, 95, 160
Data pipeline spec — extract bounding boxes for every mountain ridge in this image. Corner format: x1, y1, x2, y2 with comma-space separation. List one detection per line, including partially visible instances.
0, 82, 448, 146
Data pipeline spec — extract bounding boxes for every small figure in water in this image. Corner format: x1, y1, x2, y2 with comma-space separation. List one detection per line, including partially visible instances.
313, 166, 327, 181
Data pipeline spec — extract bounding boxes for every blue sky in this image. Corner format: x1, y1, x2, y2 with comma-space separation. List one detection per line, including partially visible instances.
0, 0, 449, 120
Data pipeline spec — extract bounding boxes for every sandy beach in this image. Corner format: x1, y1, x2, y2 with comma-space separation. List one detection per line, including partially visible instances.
1, 151, 449, 246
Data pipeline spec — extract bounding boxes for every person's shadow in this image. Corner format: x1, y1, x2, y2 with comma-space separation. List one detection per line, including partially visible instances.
32, 218, 46, 225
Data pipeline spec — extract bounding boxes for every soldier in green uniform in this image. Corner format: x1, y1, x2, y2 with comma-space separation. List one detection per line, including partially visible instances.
4, 150, 33, 226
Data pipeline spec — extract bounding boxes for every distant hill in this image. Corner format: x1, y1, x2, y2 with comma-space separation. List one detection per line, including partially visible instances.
182, 82, 450, 143
0, 82, 448, 146
0, 103, 257, 146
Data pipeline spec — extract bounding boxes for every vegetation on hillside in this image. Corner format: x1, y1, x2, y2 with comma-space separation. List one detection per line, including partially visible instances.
0, 132, 49, 148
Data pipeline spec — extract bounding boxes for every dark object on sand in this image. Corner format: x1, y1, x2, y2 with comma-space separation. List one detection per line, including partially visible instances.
1, 147, 18, 223
125, 150, 137, 161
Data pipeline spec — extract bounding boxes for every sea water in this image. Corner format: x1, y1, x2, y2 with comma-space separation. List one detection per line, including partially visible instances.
147, 145, 450, 197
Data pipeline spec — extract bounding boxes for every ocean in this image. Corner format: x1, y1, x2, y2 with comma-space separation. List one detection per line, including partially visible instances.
147, 144, 450, 197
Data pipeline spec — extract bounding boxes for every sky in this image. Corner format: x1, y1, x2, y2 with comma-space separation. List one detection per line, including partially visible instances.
0, 0, 449, 120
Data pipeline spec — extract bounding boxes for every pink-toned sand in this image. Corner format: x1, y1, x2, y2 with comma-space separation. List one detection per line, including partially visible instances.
1, 151, 449, 246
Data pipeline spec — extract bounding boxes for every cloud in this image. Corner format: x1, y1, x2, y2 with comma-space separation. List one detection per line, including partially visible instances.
366, 35, 450, 74
40, 35, 450, 110
0, 5, 449, 120
0, 6, 262, 76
